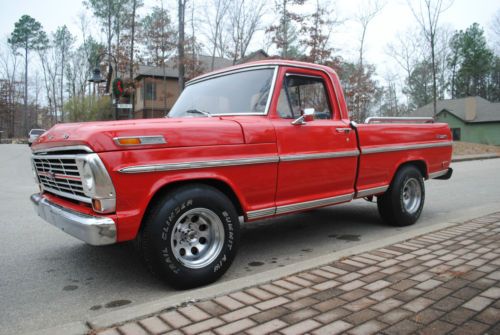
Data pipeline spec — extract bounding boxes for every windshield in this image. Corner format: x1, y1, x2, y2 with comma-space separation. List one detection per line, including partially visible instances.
168, 68, 275, 117
30, 129, 45, 135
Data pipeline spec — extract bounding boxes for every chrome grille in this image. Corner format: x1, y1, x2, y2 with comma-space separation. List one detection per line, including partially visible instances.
33, 153, 91, 203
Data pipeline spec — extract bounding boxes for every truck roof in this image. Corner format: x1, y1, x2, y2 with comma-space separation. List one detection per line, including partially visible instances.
187, 59, 339, 86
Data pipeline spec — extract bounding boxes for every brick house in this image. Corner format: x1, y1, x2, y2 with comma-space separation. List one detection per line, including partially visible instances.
133, 56, 233, 118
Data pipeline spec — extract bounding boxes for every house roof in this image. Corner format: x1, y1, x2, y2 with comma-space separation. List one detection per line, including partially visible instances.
135, 55, 233, 80
235, 49, 269, 65
414, 96, 500, 123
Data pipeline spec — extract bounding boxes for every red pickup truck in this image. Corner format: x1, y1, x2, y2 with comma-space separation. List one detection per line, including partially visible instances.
30, 60, 452, 288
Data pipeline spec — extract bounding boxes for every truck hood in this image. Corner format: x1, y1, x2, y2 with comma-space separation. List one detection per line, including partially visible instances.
32, 117, 245, 152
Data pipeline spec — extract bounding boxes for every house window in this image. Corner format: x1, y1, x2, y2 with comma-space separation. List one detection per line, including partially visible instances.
144, 82, 156, 101
451, 128, 461, 141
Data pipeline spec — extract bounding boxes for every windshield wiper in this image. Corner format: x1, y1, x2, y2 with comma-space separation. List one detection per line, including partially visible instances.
185, 109, 212, 117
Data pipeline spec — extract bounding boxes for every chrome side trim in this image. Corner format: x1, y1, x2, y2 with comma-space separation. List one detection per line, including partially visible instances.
355, 185, 389, 198
365, 117, 434, 124
119, 156, 280, 173
119, 150, 360, 174
32, 145, 94, 154
120, 149, 361, 174
362, 141, 452, 155
276, 193, 354, 215
281, 150, 359, 162
31, 193, 116, 246
429, 169, 449, 179
247, 207, 276, 220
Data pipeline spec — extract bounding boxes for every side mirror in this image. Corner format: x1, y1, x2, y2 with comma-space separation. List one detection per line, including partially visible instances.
292, 108, 315, 125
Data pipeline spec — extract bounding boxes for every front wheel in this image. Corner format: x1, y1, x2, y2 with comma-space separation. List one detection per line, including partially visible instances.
137, 184, 240, 289
377, 165, 425, 227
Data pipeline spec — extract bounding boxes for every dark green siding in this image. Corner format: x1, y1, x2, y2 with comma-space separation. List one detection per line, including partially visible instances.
436, 111, 500, 145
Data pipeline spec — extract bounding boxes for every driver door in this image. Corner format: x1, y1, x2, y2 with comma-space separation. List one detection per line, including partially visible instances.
272, 69, 358, 214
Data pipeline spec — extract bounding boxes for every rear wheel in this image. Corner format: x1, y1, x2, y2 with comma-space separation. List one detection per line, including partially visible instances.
137, 184, 240, 289
377, 165, 425, 227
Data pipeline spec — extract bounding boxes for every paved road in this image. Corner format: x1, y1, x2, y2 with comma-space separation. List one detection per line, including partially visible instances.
1, 144, 499, 334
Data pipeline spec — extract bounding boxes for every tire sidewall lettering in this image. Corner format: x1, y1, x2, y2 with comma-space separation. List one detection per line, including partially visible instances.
159, 199, 196, 274
158, 198, 235, 275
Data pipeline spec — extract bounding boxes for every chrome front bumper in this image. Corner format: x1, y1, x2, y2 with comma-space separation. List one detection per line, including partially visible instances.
30, 193, 116, 246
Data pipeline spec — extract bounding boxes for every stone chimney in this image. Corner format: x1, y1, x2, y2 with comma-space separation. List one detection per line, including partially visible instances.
464, 97, 477, 121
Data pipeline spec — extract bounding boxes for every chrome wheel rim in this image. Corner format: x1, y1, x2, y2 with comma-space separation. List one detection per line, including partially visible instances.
402, 178, 422, 214
171, 208, 225, 269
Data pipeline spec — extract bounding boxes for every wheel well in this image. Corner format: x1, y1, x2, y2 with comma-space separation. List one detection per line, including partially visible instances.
144, 179, 244, 220
397, 160, 428, 179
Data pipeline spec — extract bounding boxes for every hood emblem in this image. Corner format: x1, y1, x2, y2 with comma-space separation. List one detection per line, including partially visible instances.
63, 133, 70, 140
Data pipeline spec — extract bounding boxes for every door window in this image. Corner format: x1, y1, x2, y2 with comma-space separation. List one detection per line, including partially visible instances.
277, 75, 332, 120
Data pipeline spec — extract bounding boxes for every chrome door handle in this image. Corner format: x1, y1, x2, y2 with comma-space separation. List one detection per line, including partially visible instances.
336, 128, 351, 134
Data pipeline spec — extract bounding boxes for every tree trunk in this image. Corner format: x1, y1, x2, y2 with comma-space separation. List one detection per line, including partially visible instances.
430, 34, 437, 118
106, 14, 113, 94
129, 0, 137, 80
60, 51, 65, 122
282, 0, 288, 59
129, 0, 138, 119
178, 0, 186, 92
24, 46, 28, 133
359, 26, 367, 67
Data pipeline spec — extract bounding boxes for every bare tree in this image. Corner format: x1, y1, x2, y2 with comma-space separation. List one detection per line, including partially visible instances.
205, 0, 231, 69
128, 0, 143, 79
491, 9, 500, 52
386, 28, 425, 104
268, 0, 306, 59
227, 0, 266, 64
356, 0, 384, 67
38, 44, 59, 124
407, 0, 453, 117
53, 26, 74, 122
140, 6, 176, 66
178, 0, 187, 90
0, 41, 21, 136
301, 0, 340, 64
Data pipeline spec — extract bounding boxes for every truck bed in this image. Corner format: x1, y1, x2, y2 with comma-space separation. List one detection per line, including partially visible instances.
354, 122, 453, 196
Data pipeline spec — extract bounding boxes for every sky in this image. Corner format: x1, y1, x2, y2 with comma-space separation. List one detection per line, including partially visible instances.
1, 0, 499, 86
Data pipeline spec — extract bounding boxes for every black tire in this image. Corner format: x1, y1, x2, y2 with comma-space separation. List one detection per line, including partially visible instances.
377, 165, 425, 227
137, 184, 240, 289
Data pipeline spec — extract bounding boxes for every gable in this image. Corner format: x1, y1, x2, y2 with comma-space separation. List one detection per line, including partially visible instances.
436, 110, 466, 126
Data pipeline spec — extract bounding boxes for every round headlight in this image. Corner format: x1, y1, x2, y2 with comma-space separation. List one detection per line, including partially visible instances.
82, 162, 95, 193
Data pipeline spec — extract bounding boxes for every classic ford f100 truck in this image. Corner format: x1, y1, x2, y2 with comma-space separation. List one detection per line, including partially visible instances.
30, 60, 453, 288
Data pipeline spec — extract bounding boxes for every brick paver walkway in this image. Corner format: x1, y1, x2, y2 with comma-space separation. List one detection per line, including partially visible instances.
95, 213, 500, 335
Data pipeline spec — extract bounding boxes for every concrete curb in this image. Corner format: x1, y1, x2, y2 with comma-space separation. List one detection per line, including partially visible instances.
452, 153, 500, 162
26, 203, 500, 335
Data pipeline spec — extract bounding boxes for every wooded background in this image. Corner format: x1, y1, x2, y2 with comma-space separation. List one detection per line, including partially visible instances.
1, 0, 499, 138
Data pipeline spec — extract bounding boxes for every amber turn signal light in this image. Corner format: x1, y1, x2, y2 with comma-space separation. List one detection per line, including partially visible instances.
116, 137, 142, 145
92, 199, 102, 212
